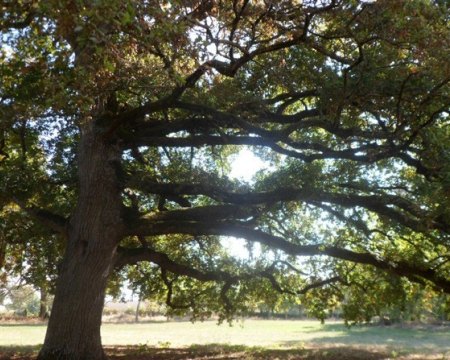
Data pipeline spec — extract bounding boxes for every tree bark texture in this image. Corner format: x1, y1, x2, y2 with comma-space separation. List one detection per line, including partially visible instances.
38, 122, 124, 360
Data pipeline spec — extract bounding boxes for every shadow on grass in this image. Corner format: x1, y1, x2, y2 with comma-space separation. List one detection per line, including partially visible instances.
0, 344, 391, 360
104, 344, 391, 360
290, 323, 450, 353
0, 345, 41, 360
0, 343, 445, 360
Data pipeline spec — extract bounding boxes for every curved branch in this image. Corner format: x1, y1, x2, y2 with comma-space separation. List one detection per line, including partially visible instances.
296, 276, 347, 295
137, 204, 258, 223
126, 219, 450, 294
127, 175, 444, 232
220, 280, 236, 314
260, 271, 346, 296
161, 269, 191, 310
115, 246, 229, 281
105, 63, 213, 135
11, 197, 68, 235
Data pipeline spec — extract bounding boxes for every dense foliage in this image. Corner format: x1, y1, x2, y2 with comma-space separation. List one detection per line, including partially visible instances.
1, 0, 450, 358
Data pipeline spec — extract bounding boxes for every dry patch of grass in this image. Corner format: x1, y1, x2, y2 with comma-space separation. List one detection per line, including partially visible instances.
0, 316, 46, 325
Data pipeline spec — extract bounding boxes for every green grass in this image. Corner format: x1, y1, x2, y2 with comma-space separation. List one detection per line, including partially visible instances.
100, 320, 450, 357
0, 320, 449, 358
0, 323, 46, 346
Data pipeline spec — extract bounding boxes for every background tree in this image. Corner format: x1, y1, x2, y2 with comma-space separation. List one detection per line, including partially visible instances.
4, 284, 40, 316
0, 202, 63, 318
1, 1, 450, 360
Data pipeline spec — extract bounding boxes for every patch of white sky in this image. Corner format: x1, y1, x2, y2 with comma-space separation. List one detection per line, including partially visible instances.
229, 148, 270, 181
220, 149, 275, 260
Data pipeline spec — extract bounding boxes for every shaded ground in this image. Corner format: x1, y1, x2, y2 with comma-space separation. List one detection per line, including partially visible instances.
0, 344, 448, 360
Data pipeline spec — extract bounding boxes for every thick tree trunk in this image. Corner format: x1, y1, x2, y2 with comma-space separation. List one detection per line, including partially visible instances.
38, 122, 124, 360
37, 247, 115, 360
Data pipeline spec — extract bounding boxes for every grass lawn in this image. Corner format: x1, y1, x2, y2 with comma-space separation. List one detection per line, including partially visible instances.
0, 319, 449, 359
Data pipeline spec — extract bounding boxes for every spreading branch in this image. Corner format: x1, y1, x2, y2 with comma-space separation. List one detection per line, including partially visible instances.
11, 197, 68, 236
126, 177, 447, 233
123, 219, 450, 294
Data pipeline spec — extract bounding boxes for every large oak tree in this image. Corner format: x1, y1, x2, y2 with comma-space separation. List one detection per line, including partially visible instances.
1, 0, 450, 359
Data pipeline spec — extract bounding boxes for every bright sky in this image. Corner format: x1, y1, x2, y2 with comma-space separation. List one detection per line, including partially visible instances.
229, 149, 268, 181
219, 149, 272, 261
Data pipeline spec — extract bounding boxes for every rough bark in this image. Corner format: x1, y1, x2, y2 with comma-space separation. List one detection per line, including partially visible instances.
37, 121, 124, 360
37, 248, 114, 360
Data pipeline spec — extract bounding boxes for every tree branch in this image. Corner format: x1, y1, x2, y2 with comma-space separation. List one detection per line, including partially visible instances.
137, 204, 258, 223
125, 219, 450, 294
127, 175, 445, 233
11, 197, 68, 235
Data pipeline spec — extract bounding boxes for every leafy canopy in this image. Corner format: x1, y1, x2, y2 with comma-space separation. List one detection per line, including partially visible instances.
1, 0, 450, 323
